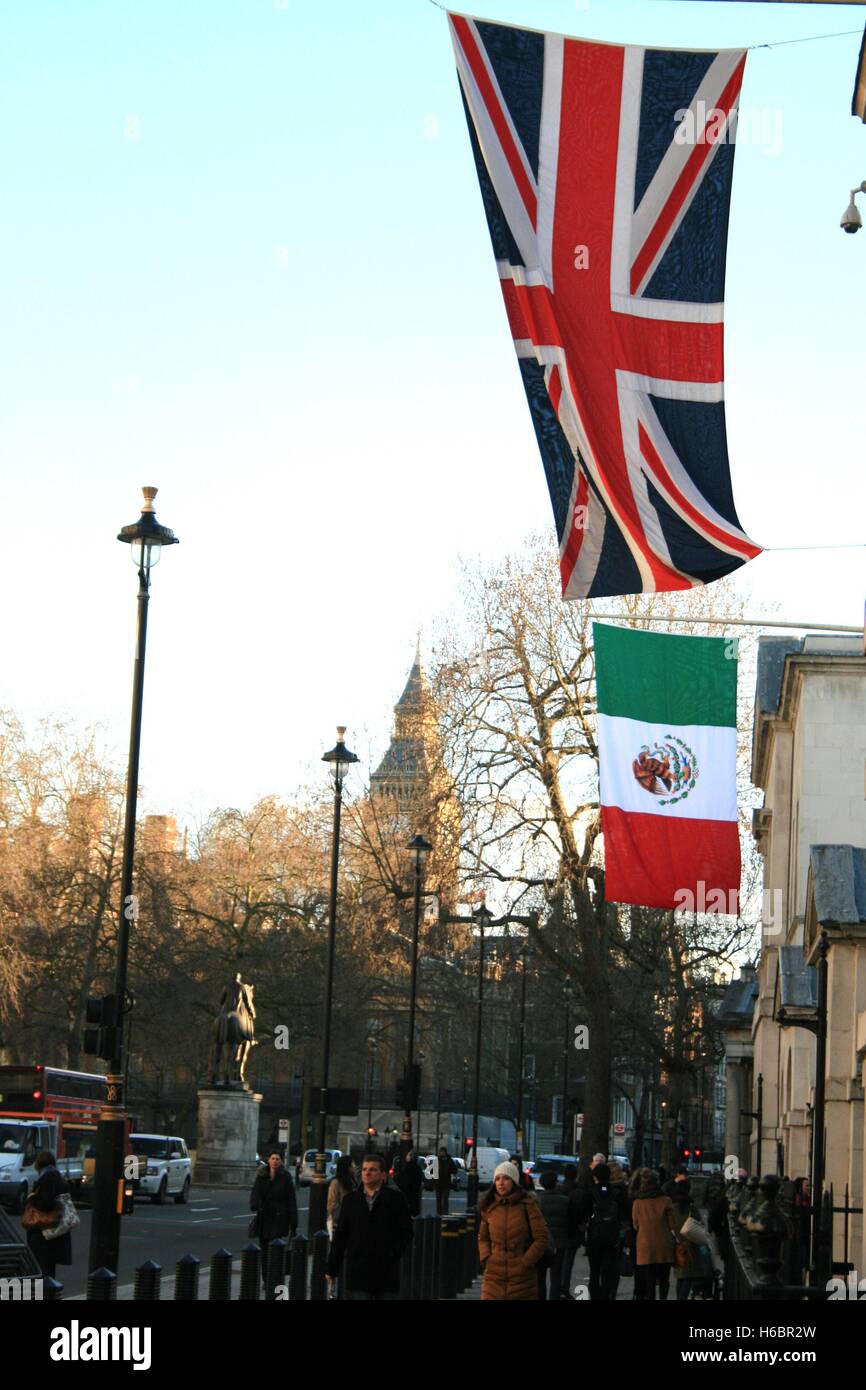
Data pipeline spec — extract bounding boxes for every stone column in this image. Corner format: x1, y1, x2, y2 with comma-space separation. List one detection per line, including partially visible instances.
195, 1087, 262, 1187
725, 1060, 743, 1168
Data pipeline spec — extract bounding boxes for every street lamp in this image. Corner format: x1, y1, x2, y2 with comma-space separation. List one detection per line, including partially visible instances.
400, 833, 432, 1159
461, 1059, 469, 1150
467, 903, 492, 1209
88, 488, 178, 1277
365, 1035, 378, 1153
515, 942, 529, 1157
308, 726, 358, 1237
560, 983, 573, 1155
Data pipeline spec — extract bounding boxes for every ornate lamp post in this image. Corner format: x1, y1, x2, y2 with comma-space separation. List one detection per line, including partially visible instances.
308, 726, 358, 1236
400, 833, 432, 1158
466, 903, 492, 1209
89, 488, 178, 1277
515, 942, 529, 1158
460, 1059, 469, 1151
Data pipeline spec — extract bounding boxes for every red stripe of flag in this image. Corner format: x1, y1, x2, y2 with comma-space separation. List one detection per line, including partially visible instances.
638, 423, 762, 560
451, 14, 538, 227
630, 56, 747, 296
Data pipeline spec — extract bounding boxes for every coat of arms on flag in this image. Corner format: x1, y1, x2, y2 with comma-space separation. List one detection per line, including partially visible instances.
448, 13, 762, 599
594, 622, 740, 910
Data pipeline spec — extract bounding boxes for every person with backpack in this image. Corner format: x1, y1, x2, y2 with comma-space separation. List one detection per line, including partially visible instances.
535, 1170, 570, 1299
580, 1162, 626, 1301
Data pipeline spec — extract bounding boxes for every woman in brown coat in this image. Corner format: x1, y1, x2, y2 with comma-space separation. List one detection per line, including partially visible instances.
630, 1167, 678, 1301
478, 1161, 550, 1301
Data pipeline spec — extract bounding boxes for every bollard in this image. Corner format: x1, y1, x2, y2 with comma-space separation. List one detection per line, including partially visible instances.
239, 1242, 262, 1301
289, 1233, 308, 1300
265, 1237, 288, 1300
410, 1214, 426, 1300
208, 1248, 233, 1301
438, 1215, 462, 1298
455, 1215, 468, 1292
134, 1259, 162, 1301
174, 1253, 200, 1301
86, 1268, 117, 1300
309, 1228, 329, 1301
423, 1214, 438, 1299
41, 1277, 63, 1301
463, 1212, 477, 1289
400, 1220, 414, 1300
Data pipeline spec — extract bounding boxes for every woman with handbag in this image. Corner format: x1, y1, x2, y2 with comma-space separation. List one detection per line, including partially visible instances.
477, 1161, 550, 1301
23, 1151, 74, 1278
249, 1148, 298, 1285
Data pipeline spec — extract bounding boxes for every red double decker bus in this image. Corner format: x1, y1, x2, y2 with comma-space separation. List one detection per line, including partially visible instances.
0, 1064, 106, 1209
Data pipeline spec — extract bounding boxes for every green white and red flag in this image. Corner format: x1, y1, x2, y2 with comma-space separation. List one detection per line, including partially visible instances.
594, 623, 740, 909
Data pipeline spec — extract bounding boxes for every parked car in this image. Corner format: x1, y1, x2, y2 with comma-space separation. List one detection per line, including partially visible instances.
128, 1133, 192, 1205
297, 1148, 342, 1186
529, 1154, 581, 1189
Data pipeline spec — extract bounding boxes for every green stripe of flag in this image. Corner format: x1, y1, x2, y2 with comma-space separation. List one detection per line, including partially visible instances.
593, 623, 737, 728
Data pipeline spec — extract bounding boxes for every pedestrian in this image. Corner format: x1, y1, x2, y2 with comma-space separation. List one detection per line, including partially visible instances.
668, 1175, 699, 1301
23, 1152, 73, 1279
250, 1147, 298, 1284
535, 1170, 570, 1299
510, 1154, 534, 1191
478, 1161, 550, 1301
393, 1148, 424, 1217
325, 1153, 413, 1300
559, 1163, 580, 1297
630, 1167, 677, 1301
327, 1154, 356, 1237
580, 1162, 627, 1301
434, 1145, 457, 1215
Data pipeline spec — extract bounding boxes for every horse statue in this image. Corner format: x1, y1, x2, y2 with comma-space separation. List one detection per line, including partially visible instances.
210, 972, 256, 1087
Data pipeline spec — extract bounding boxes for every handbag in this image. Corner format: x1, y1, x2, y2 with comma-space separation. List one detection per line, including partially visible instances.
22, 1201, 59, 1231
523, 1203, 554, 1270
44, 1193, 80, 1241
680, 1215, 710, 1246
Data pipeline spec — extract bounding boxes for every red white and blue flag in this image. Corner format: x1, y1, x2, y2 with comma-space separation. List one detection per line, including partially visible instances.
448, 13, 761, 599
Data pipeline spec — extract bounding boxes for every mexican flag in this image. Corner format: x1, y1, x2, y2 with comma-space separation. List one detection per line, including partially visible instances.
594, 623, 740, 910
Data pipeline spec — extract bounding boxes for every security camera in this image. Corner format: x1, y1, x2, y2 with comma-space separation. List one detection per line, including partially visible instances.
841, 181, 866, 234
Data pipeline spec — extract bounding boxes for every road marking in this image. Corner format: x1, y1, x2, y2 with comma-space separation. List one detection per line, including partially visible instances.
191, 1206, 219, 1212
191, 1217, 223, 1224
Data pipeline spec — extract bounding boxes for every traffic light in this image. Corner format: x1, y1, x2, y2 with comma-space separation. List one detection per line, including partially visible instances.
464, 1137, 473, 1156
83, 994, 121, 1060
682, 1147, 691, 1162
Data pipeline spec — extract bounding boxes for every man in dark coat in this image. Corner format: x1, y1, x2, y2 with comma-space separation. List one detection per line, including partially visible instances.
25, 1152, 73, 1277
393, 1149, 424, 1217
325, 1153, 413, 1300
434, 1146, 457, 1215
250, 1149, 298, 1283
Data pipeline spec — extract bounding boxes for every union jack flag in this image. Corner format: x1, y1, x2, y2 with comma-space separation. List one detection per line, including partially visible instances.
449, 13, 762, 598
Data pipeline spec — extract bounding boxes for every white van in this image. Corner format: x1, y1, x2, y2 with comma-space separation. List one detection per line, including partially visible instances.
473, 1147, 511, 1187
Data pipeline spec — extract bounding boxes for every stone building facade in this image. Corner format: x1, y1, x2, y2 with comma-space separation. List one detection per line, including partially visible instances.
742, 632, 866, 1272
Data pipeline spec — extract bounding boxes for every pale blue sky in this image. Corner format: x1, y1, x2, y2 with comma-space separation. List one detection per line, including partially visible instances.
1, 1, 864, 822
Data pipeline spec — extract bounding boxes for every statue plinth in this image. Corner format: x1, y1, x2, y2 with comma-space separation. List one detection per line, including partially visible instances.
195, 1087, 262, 1187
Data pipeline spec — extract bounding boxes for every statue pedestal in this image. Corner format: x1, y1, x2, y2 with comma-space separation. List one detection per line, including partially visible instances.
195, 1087, 262, 1187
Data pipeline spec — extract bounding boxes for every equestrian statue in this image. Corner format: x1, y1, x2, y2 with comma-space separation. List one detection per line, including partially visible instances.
210, 972, 256, 1087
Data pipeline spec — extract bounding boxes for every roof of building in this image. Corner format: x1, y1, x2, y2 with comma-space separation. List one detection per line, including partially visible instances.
809, 845, 866, 926
717, 967, 758, 1029
776, 946, 818, 1011
755, 636, 804, 717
